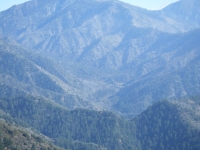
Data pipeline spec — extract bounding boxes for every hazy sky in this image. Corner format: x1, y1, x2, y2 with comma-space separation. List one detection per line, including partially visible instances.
0, 0, 179, 11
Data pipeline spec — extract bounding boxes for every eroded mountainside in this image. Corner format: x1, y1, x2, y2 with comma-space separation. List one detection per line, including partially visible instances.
0, 36, 94, 110
0, 0, 200, 149
112, 29, 200, 115
0, 0, 200, 115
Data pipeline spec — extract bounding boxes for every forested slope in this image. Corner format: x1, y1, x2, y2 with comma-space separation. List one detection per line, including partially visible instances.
1, 95, 200, 150
0, 95, 140, 150
135, 98, 200, 150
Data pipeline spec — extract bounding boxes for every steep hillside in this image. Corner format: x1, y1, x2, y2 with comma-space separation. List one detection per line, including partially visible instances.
0, 0, 200, 116
0, 120, 62, 150
0, 95, 140, 150
0, 36, 92, 110
1, 94, 200, 150
135, 98, 200, 150
0, 1, 200, 149
0, 0, 195, 62
112, 29, 200, 115
160, 0, 200, 26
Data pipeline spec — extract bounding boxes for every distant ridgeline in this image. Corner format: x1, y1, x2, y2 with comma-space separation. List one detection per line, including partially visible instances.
0, 95, 200, 150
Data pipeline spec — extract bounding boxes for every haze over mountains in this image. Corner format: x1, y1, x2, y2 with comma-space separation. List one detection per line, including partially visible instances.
0, 0, 200, 116
0, 0, 200, 149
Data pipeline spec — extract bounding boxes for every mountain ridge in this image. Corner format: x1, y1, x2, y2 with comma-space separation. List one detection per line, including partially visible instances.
1, 95, 200, 149
0, 0, 200, 115
112, 28, 200, 115
0, 36, 95, 110
0, 0, 200, 149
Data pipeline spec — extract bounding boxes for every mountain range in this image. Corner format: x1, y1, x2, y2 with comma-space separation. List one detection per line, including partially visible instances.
0, 0, 200, 149
0, 0, 199, 115
1, 0, 200, 116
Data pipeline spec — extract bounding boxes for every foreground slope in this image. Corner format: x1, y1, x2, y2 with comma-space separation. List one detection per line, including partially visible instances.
0, 120, 62, 150
1, 95, 200, 150
0, 95, 140, 150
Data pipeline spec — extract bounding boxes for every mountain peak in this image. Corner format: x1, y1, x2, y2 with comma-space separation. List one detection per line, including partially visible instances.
162, 0, 200, 23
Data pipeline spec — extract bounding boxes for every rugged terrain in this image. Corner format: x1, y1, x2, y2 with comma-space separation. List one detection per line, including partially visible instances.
0, 120, 62, 150
0, 0, 200, 115
0, 95, 200, 150
0, 0, 200, 149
